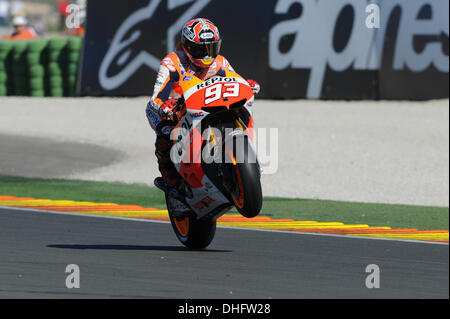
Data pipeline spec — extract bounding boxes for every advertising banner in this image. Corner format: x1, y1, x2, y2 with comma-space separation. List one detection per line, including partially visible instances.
79, 0, 449, 100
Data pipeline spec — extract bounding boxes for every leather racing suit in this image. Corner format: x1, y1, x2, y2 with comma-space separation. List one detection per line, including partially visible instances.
146, 48, 245, 188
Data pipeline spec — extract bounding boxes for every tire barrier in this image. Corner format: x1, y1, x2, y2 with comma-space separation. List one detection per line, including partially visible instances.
28, 39, 48, 97
12, 41, 29, 96
0, 41, 13, 96
0, 36, 83, 97
67, 37, 83, 97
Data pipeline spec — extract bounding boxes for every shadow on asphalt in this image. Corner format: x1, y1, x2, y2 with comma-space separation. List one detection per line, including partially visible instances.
47, 244, 232, 253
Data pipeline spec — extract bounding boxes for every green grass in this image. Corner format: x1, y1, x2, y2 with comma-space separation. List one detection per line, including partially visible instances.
0, 175, 166, 208
0, 175, 448, 230
261, 197, 448, 230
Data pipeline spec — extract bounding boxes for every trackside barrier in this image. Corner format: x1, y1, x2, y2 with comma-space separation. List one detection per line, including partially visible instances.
79, 0, 448, 100
0, 36, 83, 97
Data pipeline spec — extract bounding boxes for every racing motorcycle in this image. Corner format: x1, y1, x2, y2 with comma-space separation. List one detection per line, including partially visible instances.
154, 70, 263, 249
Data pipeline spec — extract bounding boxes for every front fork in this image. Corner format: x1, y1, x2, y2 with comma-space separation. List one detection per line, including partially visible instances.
210, 119, 247, 196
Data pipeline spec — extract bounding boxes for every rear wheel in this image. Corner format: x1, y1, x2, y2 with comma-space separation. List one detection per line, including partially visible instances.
166, 194, 216, 249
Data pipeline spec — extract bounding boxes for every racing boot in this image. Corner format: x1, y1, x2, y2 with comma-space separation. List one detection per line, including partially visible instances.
153, 121, 190, 214
154, 135, 182, 191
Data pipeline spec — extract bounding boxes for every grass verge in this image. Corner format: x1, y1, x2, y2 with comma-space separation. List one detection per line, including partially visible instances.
0, 175, 448, 230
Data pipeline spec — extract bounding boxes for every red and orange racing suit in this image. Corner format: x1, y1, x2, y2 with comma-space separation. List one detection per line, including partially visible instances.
146, 49, 237, 130
146, 48, 241, 187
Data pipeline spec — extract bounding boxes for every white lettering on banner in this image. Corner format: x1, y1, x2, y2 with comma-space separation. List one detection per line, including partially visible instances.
389, 1, 449, 72
99, 0, 448, 95
99, 0, 211, 90
168, 0, 194, 10
269, 0, 449, 98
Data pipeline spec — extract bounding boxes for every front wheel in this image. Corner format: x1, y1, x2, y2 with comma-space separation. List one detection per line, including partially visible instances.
166, 194, 216, 249
228, 137, 263, 218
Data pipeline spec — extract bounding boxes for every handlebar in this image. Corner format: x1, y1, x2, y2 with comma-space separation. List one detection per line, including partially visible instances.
173, 96, 185, 113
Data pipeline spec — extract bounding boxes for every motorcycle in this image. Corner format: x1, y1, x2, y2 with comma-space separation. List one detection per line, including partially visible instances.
154, 69, 263, 249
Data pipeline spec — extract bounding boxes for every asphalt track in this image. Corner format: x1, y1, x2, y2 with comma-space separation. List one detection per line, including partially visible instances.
0, 134, 122, 178
0, 207, 448, 299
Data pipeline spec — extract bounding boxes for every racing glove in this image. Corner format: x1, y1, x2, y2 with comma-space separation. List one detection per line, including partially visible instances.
247, 79, 260, 95
159, 99, 176, 118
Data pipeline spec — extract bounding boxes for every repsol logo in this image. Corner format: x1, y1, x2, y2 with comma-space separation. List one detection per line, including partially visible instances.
269, 0, 449, 98
196, 77, 237, 89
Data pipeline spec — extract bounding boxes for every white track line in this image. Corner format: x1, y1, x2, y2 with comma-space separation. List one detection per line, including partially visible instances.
1, 206, 448, 246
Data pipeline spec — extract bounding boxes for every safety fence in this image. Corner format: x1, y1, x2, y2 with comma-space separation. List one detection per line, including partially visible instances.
0, 36, 82, 97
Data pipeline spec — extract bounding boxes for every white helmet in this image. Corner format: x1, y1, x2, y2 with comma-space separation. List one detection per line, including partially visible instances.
12, 15, 27, 27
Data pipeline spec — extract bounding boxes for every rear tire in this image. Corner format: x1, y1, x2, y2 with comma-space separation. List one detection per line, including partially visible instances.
166, 194, 216, 249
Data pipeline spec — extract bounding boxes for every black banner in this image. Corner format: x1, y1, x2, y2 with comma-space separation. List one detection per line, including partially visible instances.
79, 0, 449, 100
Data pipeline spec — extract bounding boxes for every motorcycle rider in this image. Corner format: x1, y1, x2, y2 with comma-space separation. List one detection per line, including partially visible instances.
146, 18, 260, 192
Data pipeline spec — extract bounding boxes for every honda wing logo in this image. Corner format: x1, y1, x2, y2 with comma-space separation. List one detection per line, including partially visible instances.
99, 0, 211, 90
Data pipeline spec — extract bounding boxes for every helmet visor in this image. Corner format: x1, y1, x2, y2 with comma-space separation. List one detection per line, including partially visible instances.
185, 40, 221, 59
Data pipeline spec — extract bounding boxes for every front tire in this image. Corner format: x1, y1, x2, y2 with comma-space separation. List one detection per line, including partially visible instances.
228, 137, 263, 218
166, 194, 216, 249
